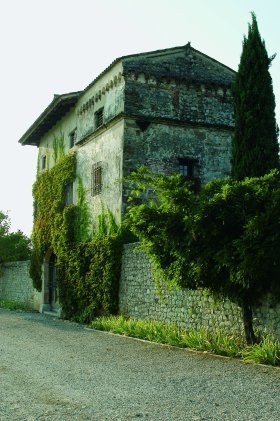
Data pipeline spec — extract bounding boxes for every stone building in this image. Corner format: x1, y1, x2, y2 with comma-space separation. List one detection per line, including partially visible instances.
20, 43, 235, 225
19, 43, 235, 313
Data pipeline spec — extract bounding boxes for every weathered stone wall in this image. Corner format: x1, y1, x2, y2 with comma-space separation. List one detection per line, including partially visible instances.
123, 120, 232, 185
123, 45, 235, 88
76, 119, 124, 227
122, 47, 234, 205
0, 261, 41, 310
123, 46, 234, 128
119, 244, 280, 339
124, 79, 233, 128
76, 61, 124, 142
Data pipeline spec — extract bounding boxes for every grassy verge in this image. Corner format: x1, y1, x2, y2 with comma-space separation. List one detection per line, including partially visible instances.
242, 336, 280, 366
91, 315, 280, 366
91, 315, 242, 358
0, 299, 32, 311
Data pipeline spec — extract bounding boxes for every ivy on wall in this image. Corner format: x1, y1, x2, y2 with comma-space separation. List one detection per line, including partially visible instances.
30, 153, 77, 290
52, 131, 65, 163
57, 236, 122, 322
30, 150, 122, 322
75, 176, 92, 241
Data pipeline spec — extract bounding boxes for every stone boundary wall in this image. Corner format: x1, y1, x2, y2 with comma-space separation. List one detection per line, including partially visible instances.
0, 261, 41, 310
119, 243, 280, 339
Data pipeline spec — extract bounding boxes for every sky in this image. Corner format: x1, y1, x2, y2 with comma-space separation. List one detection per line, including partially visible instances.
1, 0, 280, 236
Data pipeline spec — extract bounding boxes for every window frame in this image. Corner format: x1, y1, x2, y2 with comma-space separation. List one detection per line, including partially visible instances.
91, 162, 103, 196
42, 155, 47, 170
69, 128, 77, 148
178, 158, 200, 192
179, 158, 195, 178
94, 107, 104, 129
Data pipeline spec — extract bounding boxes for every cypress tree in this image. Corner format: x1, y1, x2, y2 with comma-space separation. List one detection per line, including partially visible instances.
231, 13, 279, 180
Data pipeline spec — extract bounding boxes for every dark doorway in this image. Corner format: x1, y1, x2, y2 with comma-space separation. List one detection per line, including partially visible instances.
49, 254, 59, 311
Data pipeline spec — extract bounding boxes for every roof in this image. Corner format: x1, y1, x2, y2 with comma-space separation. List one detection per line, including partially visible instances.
19, 44, 235, 146
19, 91, 82, 146
84, 43, 235, 92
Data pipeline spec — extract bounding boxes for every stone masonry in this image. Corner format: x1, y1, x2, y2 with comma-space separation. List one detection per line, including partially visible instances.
119, 243, 280, 339
0, 261, 40, 310
2, 248, 280, 339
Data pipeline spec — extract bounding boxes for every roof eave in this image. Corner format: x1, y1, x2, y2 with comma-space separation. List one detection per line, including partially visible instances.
19, 91, 82, 146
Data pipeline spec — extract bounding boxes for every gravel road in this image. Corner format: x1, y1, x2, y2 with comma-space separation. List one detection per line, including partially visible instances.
0, 308, 280, 420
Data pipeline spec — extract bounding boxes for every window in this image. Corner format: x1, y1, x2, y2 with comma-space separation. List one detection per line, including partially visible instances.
42, 155, 47, 170
95, 108, 104, 129
69, 129, 77, 148
64, 182, 73, 206
179, 158, 200, 192
91, 162, 102, 196
179, 159, 195, 178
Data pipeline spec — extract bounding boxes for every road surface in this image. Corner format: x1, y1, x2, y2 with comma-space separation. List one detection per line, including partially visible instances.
0, 308, 279, 420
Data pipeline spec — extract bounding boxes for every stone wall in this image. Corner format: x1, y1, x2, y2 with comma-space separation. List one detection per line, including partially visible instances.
0, 261, 41, 310
119, 243, 280, 339
123, 120, 232, 186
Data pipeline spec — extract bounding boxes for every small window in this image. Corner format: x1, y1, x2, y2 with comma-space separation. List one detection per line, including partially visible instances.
91, 162, 102, 196
179, 159, 194, 178
69, 129, 77, 148
42, 155, 47, 170
95, 108, 104, 129
179, 158, 200, 192
64, 182, 73, 206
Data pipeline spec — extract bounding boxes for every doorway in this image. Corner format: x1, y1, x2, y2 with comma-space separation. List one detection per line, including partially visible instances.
48, 254, 59, 312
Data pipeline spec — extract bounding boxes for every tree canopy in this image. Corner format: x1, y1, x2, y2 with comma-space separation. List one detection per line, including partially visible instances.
231, 12, 279, 180
126, 168, 280, 343
0, 211, 31, 263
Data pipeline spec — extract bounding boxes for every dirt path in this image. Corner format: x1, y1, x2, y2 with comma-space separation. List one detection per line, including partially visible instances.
0, 309, 280, 420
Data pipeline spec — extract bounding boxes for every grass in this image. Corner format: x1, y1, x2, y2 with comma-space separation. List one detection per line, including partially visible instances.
0, 299, 32, 311
91, 315, 242, 358
242, 336, 280, 366
91, 315, 280, 366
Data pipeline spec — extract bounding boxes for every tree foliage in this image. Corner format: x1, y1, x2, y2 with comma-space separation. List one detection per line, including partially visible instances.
0, 211, 31, 263
126, 167, 280, 343
231, 12, 279, 180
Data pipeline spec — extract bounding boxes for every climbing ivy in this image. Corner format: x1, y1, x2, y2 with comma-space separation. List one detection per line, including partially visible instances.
30, 151, 123, 322
75, 176, 92, 241
52, 131, 65, 163
30, 152, 77, 290
57, 236, 122, 322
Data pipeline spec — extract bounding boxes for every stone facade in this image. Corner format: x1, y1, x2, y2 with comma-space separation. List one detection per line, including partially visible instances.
119, 244, 280, 339
0, 261, 41, 310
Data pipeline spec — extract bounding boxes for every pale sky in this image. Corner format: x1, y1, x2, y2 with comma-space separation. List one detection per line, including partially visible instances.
1, 0, 279, 235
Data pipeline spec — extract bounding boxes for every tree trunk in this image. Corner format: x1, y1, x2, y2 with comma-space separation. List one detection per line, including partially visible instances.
242, 295, 256, 345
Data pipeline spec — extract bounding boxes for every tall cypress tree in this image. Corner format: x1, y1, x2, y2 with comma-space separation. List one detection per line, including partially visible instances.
231, 13, 279, 180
